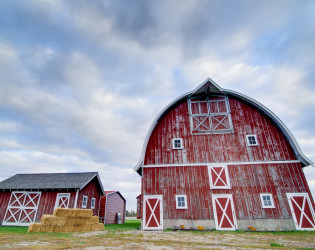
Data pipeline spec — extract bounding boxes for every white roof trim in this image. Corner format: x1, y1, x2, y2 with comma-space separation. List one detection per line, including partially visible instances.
134, 78, 313, 174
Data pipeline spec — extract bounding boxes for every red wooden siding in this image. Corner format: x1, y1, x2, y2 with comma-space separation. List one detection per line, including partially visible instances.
142, 163, 314, 220
144, 96, 296, 166
77, 178, 102, 216
99, 192, 126, 224
0, 191, 11, 224
0, 177, 102, 224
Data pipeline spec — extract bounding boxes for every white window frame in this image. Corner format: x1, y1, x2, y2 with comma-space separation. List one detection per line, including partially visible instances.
208, 165, 231, 189
82, 195, 88, 208
246, 134, 258, 146
188, 95, 233, 134
172, 138, 183, 149
175, 195, 188, 209
91, 197, 96, 209
260, 193, 275, 208
54, 193, 71, 210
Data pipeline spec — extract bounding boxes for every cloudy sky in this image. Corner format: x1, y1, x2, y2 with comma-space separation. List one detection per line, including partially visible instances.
0, 0, 314, 211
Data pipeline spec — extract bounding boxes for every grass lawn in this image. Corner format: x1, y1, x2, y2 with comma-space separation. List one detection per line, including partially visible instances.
104, 219, 141, 231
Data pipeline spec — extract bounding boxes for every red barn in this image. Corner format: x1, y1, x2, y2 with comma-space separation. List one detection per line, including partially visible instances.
99, 191, 126, 224
0, 172, 104, 226
135, 78, 315, 231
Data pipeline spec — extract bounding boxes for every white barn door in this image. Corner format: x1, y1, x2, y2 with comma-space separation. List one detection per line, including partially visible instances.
3, 191, 41, 226
143, 195, 163, 230
212, 194, 237, 230
287, 193, 315, 230
54, 193, 71, 210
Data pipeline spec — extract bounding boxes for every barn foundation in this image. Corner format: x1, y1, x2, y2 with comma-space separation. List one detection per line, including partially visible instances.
162, 218, 295, 231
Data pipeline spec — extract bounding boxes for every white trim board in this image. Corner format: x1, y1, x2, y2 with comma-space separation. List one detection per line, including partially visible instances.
143, 160, 301, 168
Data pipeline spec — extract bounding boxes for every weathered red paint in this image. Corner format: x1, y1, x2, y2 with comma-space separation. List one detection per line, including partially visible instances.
138, 88, 315, 229
144, 97, 296, 166
0, 177, 102, 224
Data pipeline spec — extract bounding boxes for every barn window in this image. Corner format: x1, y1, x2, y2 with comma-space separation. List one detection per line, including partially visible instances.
91, 198, 96, 209
260, 194, 275, 208
172, 138, 183, 149
246, 135, 258, 146
175, 195, 187, 209
82, 196, 88, 208
188, 95, 233, 134
208, 166, 231, 189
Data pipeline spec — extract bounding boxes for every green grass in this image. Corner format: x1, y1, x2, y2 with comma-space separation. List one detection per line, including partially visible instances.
270, 242, 284, 247
0, 226, 28, 234
0, 220, 141, 234
104, 220, 141, 231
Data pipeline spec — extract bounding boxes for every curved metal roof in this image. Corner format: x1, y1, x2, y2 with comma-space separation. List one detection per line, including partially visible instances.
135, 78, 313, 174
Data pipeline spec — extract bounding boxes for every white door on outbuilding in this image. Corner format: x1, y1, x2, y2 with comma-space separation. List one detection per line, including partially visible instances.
3, 191, 41, 226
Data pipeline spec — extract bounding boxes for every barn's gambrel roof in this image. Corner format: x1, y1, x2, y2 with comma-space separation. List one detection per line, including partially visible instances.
135, 78, 313, 174
0, 172, 105, 195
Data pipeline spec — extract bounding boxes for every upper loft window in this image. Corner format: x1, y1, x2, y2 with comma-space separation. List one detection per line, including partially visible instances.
188, 95, 233, 134
172, 138, 183, 149
246, 135, 258, 146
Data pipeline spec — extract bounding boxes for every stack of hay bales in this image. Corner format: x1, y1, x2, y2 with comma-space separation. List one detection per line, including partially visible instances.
28, 208, 104, 233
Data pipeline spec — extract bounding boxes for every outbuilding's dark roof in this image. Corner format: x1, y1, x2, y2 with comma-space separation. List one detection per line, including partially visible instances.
0, 172, 104, 194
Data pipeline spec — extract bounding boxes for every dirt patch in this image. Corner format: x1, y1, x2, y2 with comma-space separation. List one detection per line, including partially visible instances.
1, 230, 314, 249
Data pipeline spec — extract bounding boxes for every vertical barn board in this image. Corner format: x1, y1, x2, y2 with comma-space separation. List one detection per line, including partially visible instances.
144, 96, 299, 166
79, 179, 101, 215
0, 192, 11, 223
104, 192, 126, 224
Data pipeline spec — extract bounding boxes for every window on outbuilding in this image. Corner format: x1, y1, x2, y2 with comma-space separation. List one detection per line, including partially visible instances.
175, 195, 187, 209
246, 135, 258, 146
208, 166, 231, 189
91, 198, 96, 209
82, 196, 88, 208
188, 95, 233, 134
260, 194, 275, 208
172, 138, 183, 149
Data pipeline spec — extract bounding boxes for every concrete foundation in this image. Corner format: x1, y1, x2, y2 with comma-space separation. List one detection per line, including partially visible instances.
159, 218, 296, 231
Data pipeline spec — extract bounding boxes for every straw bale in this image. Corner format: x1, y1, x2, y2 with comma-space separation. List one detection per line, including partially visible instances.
75, 209, 93, 218
73, 224, 91, 232
41, 215, 66, 226
66, 217, 91, 226
90, 223, 104, 231
90, 216, 100, 224
53, 224, 74, 233
28, 223, 42, 233
53, 208, 76, 218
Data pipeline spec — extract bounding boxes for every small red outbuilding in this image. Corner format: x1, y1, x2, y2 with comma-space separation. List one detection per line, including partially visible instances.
99, 191, 126, 224
0, 172, 104, 226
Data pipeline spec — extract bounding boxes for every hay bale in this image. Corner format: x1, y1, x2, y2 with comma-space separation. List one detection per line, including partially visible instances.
73, 224, 91, 232
90, 223, 104, 231
53, 224, 74, 233
90, 216, 100, 224
53, 208, 76, 218
75, 209, 93, 218
28, 223, 42, 233
29, 208, 103, 233
41, 215, 66, 226
65, 217, 87, 226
